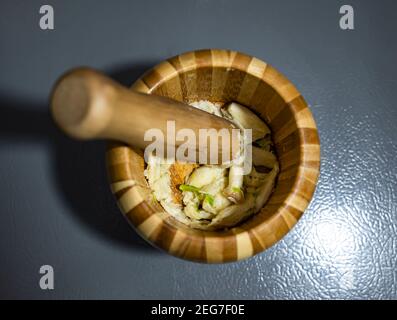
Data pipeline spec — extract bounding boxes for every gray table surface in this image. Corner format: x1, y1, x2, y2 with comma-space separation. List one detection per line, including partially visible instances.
1, 0, 396, 299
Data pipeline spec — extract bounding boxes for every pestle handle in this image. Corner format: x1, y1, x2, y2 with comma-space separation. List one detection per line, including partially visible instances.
50, 68, 240, 164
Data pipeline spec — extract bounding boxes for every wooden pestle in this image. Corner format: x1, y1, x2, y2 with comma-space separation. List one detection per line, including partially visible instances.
50, 68, 240, 164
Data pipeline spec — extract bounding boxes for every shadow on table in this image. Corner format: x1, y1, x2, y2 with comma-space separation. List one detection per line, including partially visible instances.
0, 62, 157, 252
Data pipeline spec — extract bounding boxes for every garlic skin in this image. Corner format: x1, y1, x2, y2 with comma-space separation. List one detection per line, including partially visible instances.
255, 163, 279, 212
223, 164, 244, 203
145, 101, 279, 230
225, 102, 270, 141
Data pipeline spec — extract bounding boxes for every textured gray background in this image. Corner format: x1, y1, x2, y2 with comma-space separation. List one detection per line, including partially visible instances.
0, 0, 396, 299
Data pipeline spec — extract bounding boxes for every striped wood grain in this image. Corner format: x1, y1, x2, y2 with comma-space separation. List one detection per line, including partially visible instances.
106, 49, 320, 263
